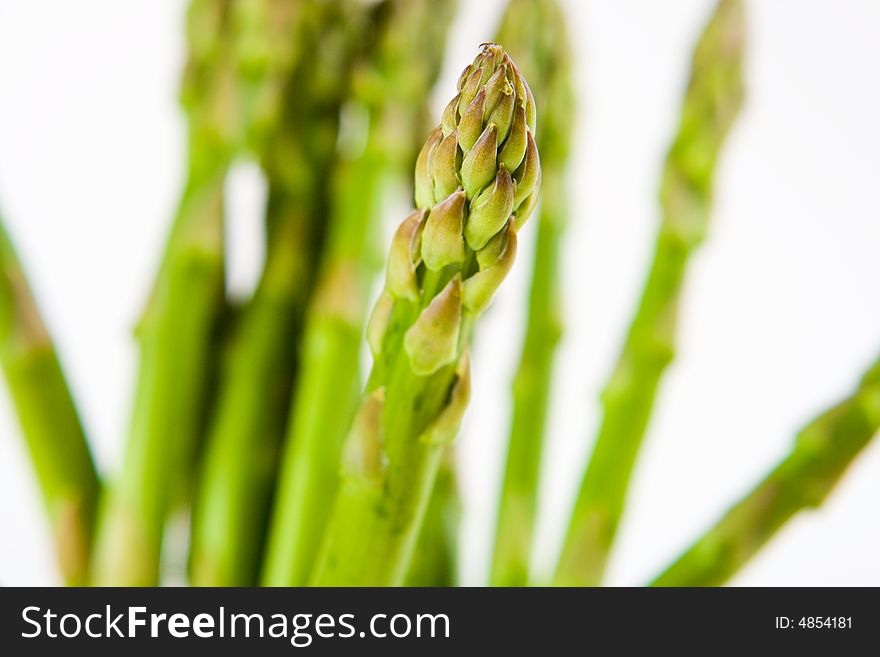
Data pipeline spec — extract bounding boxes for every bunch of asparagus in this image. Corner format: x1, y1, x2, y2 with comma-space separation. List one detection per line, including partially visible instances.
2, 0, 878, 588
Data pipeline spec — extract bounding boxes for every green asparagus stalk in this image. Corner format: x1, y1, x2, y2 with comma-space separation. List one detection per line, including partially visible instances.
491, 0, 575, 587
652, 357, 880, 586
0, 217, 100, 585
191, 0, 361, 586
93, 0, 236, 585
310, 44, 541, 585
555, 0, 745, 586
261, 0, 456, 587
405, 454, 461, 586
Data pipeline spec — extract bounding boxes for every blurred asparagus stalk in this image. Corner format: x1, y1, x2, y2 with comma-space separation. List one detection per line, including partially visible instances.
94, 0, 239, 585
0, 217, 100, 585
191, 0, 362, 586
405, 452, 461, 586
311, 44, 542, 585
491, 0, 575, 587
653, 357, 880, 586
261, 0, 456, 587
555, 0, 745, 586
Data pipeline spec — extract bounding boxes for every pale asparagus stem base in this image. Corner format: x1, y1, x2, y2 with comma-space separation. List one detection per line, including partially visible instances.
554, 0, 744, 586
652, 359, 880, 586
0, 221, 100, 586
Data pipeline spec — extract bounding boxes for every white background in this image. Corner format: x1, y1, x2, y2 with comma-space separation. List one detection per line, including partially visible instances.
1, 0, 879, 586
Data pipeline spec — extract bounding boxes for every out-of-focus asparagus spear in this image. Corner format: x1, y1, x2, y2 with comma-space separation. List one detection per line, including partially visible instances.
405, 452, 460, 586
555, 0, 745, 586
310, 44, 541, 585
93, 0, 240, 586
491, 0, 575, 587
261, 0, 456, 587
191, 0, 362, 586
0, 217, 99, 585
653, 357, 880, 586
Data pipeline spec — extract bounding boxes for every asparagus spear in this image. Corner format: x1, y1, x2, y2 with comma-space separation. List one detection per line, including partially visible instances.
652, 357, 880, 586
555, 0, 745, 586
93, 0, 237, 585
310, 44, 541, 585
0, 217, 100, 585
405, 453, 461, 586
261, 0, 457, 588
491, 0, 575, 587
191, 0, 362, 586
